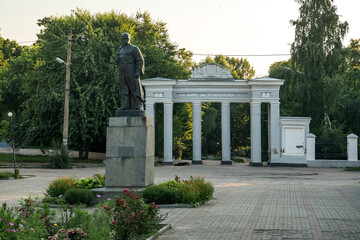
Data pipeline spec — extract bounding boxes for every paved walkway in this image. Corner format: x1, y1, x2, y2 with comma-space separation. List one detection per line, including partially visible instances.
1, 161, 360, 239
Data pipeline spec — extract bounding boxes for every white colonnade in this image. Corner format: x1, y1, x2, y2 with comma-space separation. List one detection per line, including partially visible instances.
142, 63, 284, 166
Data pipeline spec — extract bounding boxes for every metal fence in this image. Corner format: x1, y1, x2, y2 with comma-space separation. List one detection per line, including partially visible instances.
315, 142, 347, 160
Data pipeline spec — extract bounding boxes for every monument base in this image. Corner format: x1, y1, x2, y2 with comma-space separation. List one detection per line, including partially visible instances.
92, 187, 145, 202
105, 116, 154, 189
115, 109, 145, 117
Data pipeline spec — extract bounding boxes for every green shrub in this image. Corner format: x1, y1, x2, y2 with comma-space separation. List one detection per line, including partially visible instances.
143, 185, 179, 204
232, 157, 245, 163
0, 171, 13, 178
46, 176, 77, 197
64, 189, 94, 206
160, 180, 180, 189
187, 176, 215, 203
111, 189, 163, 239
75, 174, 105, 189
48, 145, 72, 169
146, 176, 215, 205
0, 197, 56, 239
0, 203, 23, 238
42, 197, 67, 205
62, 206, 111, 240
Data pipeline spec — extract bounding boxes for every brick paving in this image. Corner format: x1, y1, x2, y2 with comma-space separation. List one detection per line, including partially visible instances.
1, 161, 360, 239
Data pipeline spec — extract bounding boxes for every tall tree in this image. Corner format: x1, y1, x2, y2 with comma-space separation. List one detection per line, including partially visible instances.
290, 0, 349, 130
14, 9, 192, 158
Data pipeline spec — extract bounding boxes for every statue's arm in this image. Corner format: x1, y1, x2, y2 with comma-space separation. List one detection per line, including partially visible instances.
133, 47, 144, 76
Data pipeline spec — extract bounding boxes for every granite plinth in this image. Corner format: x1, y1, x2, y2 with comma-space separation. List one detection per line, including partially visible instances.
115, 109, 145, 117
105, 117, 154, 188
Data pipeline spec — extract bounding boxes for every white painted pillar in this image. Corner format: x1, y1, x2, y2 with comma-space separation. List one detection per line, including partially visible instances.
269, 102, 280, 162
250, 102, 262, 166
347, 134, 358, 161
192, 102, 202, 164
306, 133, 316, 161
221, 102, 231, 164
163, 102, 173, 165
145, 102, 155, 127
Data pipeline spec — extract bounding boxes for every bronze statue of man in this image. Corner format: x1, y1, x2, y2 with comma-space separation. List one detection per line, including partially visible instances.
114, 33, 145, 111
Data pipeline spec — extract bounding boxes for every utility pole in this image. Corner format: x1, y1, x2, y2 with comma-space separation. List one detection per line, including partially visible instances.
63, 29, 72, 147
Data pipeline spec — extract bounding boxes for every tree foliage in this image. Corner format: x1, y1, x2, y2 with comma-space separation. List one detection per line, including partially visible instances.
269, 0, 360, 154
288, 0, 349, 130
198, 55, 255, 79
4, 9, 192, 157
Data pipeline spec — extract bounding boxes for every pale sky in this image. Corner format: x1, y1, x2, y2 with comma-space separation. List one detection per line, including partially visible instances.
0, 0, 359, 77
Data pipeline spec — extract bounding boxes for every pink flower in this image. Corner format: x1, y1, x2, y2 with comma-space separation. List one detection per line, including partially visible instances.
112, 221, 116, 224
123, 189, 128, 192
96, 194, 101, 198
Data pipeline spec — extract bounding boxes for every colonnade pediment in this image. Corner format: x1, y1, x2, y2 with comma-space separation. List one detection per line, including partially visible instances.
189, 63, 234, 80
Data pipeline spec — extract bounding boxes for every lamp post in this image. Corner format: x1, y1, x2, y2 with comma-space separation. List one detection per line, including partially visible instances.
56, 29, 72, 147
7, 112, 17, 178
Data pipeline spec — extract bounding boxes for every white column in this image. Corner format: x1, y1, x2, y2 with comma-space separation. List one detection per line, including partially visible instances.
221, 102, 231, 164
163, 102, 173, 164
192, 102, 202, 164
347, 134, 358, 161
306, 133, 316, 161
269, 102, 280, 162
250, 102, 262, 166
145, 102, 155, 127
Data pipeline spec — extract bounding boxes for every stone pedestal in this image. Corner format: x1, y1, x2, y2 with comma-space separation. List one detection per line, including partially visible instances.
105, 116, 154, 187
93, 116, 154, 200
105, 117, 154, 188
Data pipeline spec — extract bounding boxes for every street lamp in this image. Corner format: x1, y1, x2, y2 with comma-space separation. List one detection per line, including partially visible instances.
56, 28, 72, 147
7, 112, 17, 178
56, 57, 65, 65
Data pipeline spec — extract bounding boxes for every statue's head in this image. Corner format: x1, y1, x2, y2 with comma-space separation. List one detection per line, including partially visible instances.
121, 33, 130, 46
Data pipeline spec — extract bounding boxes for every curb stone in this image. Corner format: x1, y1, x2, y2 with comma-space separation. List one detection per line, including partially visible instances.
146, 224, 171, 240
158, 203, 199, 208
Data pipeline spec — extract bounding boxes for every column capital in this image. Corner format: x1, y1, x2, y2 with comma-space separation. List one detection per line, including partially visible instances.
269, 102, 280, 106
221, 101, 230, 106
192, 101, 202, 106
164, 101, 173, 105
250, 101, 261, 106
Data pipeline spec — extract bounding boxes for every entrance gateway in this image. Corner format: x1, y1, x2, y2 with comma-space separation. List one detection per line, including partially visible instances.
142, 63, 310, 166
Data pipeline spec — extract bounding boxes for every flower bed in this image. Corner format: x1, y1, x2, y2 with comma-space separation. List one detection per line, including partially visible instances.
43, 174, 105, 206
1, 191, 164, 240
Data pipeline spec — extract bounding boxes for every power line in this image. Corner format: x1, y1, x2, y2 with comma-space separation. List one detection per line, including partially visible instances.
193, 53, 291, 57
15, 40, 292, 57
18, 40, 36, 44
